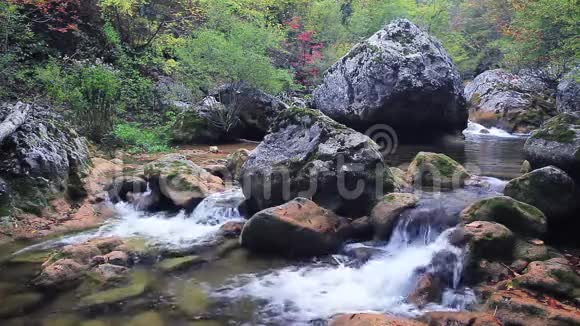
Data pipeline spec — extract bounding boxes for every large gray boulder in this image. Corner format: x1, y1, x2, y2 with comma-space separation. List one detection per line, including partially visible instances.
0, 103, 90, 217
172, 83, 288, 142
557, 68, 579, 113
239, 107, 395, 217
524, 113, 580, 181
312, 19, 466, 134
465, 69, 556, 133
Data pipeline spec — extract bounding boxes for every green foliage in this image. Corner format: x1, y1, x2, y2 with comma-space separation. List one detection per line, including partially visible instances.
110, 122, 171, 153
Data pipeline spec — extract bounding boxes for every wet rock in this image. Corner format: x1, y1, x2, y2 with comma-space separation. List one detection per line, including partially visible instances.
128, 311, 165, 326
89, 237, 125, 253
107, 176, 148, 203
155, 255, 204, 272
89, 264, 130, 284
520, 160, 532, 174
447, 227, 472, 247
104, 251, 130, 267
344, 246, 384, 264
557, 68, 580, 113
461, 196, 547, 238
8, 250, 51, 264
422, 311, 501, 326
406, 152, 471, 189
172, 83, 288, 142
504, 166, 577, 222
370, 193, 418, 240
330, 313, 427, 326
143, 154, 225, 211
239, 107, 394, 216
313, 19, 466, 135
203, 164, 229, 180
79, 271, 151, 308
513, 258, 580, 300
469, 259, 512, 284
60, 244, 102, 264
33, 259, 88, 288
350, 216, 373, 240
513, 239, 549, 262
0, 103, 90, 216
487, 289, 580, 326
0, 292, 43, 318
408, 273, 443, 308
176, 282, 210, 317
219, 221, 245, 238
390, 167, 411, 191
465, 69, 556, 133
241, 198, 351, 257
464, 221, 515, 261
226, 148, 250, 181
524, 113, 580, 181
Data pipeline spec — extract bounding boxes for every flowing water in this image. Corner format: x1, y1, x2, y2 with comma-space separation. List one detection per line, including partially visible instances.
0, 125, 525, 325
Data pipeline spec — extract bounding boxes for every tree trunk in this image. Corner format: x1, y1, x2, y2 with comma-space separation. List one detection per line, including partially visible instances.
0, 102, 30, 144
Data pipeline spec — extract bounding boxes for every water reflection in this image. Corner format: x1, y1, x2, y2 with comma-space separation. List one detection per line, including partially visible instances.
385, 134, 527, 180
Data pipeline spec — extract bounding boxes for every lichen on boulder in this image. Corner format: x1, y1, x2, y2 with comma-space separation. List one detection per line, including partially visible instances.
239, 107, 394, 216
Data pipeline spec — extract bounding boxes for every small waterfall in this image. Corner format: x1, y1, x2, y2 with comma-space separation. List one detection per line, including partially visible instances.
462, 121, 528, 138
216, 204, 470, 323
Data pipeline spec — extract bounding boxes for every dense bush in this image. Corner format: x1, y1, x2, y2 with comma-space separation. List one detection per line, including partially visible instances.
110, 123, 171, 153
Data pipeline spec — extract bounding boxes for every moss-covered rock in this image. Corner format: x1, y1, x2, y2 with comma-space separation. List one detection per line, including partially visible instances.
406, 152, 471, 189
225, 149, 250, 181
504, 166, 577, 222
176, 282, 210, 317
8, 250, 51, 264
461, 196, 547, 238
370, 193, 419, 240
78, 270, 152, 308
513, 239, 549, 262
155, 255, 204, 273
128, 311, 165, 326
464, 221, 515, 261
524, 113, 580, 181
513, 258, 580, 300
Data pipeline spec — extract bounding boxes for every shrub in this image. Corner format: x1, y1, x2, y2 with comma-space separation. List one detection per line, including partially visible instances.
110, 122, 171, 153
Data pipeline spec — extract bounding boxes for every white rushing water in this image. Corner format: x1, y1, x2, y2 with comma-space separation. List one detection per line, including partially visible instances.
217, 211, 472, 324
13, 188, 246, 254
462, 121, 529, 138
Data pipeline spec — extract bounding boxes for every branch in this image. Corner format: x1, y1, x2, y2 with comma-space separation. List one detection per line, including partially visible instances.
0, 102, 31, 144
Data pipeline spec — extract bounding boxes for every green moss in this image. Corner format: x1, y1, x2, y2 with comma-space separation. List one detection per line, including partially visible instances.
471, 93, 481, 105
79, 271, 151, 308
176, 282, 210, 317
128, 311, 165, 326
0, 292, 43, 318
155, 255, 203, 272
9, 250, 51, 264
531, 114, 579, 143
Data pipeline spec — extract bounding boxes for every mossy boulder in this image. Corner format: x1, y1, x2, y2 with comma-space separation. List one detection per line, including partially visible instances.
155, 255, 204, 273
370, 193, 419, 240
504, 166, 577, 222
79, 270, 152, 308
406, 152, 471, 189
513, 258, 580, 300
524, 113, 580, 181
461, 196, 547, 238
239, 107, 394, 217
225, 148, 251, 181
463, 221, 515, 261
143, 154, 224, 211
513, 239, 549, 262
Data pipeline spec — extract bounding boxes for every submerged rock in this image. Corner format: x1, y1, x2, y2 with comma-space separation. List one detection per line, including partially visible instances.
34, 258, 88, 288
176, 281, 210, 317
504, 166, 577, 222
0, 292, 43, 318
461, 196, 547, 238
0, 102, 90, 217
128, 311, 165, 326
79, 270, 152, 308
330, 313, 426, 326
406, 152, 471, 189
465, 69, 556, 133
143, 154, 224, 211
370, 193, 418, 240
313, 19, 466, 135
155, 255, 204, 272
408, 273, 443, 308
524, 113, 580, 181
239, 107, 394, 216
557, 68, 580, 113
241, 198, 351, 257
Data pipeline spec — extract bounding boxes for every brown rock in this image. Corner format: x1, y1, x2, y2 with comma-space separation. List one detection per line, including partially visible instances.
104, 251, 130, 267
370, 193, 418, 240
464, 221, 515, 261
350, 216, 374, 240
487, 289, 580, 326
422, 311, 501, 326
33, 259, 87, 288
220, 221, 245, 238
330, 313, 426, 326
61, 243, 101, 264
88, 237, 125, 253
240, 198, 350, 257
408, 273, 442, 307
513, 258, 580, 300
90, 263, 129, 283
